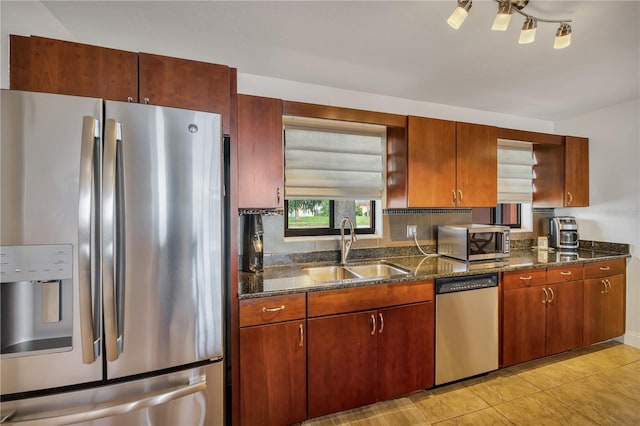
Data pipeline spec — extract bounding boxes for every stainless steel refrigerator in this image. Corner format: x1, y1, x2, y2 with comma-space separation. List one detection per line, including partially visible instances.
0, 90, 225, 425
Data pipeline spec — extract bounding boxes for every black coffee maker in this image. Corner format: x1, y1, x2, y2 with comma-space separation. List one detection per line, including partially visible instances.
242, 214, 264, 273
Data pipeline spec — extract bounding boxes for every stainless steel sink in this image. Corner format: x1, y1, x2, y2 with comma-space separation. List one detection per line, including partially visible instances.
345, 263, 410, 278
304, 266, 360, 282
304, 262, 410, 283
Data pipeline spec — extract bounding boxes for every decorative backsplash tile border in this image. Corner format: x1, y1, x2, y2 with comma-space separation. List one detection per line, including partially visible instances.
239, 208, 284, 216
383, 208, 472, 215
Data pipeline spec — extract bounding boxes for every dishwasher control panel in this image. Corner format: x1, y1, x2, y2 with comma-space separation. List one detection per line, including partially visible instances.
435, 273, 498, 294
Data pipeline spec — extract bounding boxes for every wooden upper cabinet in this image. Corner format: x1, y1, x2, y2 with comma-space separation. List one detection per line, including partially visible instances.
138, 53, 231, 133
407, 116, 456, 207
10, 35, 137, 101
237, 95, 283, 209
564, 136, 589, 207
407, 117, 496, 207
456, 122, 497, 207
532, 143, 564, 207
530, 134, 589, 208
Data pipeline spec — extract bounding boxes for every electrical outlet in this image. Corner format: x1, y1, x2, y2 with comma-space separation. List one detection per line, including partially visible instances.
406, 225, 417, 239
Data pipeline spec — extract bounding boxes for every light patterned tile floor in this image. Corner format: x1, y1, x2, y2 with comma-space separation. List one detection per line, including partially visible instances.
301, 341, 640, 425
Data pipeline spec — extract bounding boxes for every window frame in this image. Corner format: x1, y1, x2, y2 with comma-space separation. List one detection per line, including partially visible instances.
284, 200, 376, 237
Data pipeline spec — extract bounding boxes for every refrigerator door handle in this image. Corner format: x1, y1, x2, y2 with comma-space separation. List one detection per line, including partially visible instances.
0, 377, 207, 426
78, 116, 100, 364
103, 119, 122, 362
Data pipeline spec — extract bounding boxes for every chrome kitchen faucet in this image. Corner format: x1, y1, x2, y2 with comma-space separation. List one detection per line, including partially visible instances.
339, 217, 357, 265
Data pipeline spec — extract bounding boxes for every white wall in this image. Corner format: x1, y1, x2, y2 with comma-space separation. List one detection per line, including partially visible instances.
555, 98, 640, 348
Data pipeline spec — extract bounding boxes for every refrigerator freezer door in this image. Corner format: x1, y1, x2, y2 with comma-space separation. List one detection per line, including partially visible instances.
0, 361, 224, 426
0, 90, 103, 394
103, 101, 223, 379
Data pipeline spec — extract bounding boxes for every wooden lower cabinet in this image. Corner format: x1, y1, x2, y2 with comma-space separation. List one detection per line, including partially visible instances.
583, 274, 626, 345
502, 268, 584, 367
307, 302, 434, 419
239, 320, 306, 426
307, 311, 378, 418
545, 281, 584, 355
502, 286, 547, 366
377, 302, 434, 401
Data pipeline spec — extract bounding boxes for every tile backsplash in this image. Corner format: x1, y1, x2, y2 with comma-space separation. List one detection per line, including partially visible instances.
240, 208, 557, 267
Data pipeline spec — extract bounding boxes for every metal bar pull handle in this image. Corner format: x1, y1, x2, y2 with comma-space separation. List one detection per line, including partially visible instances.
1, 377, 207, 426
452, 190, 456, 205
261, 305, 285, 313
547, 287, 555, 304
542, 288, 549, 304
298, 324, 304, 347
458, 189, 463, 204
560, 271, 572, 276
378, 312, 384, 334
78, 116, 100, 364
103, 119, 121, 362
370, 314, 376, 336
599, 266, 611, 271
600, 280, 607, 294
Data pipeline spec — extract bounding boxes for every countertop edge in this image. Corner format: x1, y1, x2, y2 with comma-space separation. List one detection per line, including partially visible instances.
238, 252, 630, 300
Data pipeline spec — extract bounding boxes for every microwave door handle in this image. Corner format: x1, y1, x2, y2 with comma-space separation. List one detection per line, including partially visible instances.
103, 119, 122, 361
78, 116, 100, 364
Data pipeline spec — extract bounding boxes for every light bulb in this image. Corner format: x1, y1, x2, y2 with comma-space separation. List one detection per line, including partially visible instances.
518, 17, 537, 44
447, 0, 472, 29
554, 23, 572, 49
491, 2, 513, 31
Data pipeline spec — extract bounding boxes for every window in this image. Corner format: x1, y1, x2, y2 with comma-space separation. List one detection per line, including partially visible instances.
473, 140, 533, 230
286, 200, 375, 237
283, 116, 385, 238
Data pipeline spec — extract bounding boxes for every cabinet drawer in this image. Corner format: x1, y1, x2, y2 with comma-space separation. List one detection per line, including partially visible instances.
502, 269, 547, 290
240, 293, 306, 327
547, 265, 583, 284
584, 259, 625, 279
307, 281, 433, 318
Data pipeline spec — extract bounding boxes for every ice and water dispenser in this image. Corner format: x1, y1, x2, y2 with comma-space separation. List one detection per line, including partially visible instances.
1, 245, 73, 357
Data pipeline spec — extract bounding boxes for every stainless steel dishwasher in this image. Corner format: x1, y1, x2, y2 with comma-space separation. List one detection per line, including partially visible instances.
435, 273, 499, 385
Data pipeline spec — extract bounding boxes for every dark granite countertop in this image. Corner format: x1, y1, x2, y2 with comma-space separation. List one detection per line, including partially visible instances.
239, 248, 629, 300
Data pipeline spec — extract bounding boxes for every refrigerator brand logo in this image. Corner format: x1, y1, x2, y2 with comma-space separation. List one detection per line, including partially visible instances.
188, 124, 199, 134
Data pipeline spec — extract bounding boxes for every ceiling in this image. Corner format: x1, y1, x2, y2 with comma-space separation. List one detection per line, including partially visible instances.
17, 1, 640, 121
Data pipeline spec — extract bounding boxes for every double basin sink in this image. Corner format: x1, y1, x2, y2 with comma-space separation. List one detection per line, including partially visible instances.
304, 262, 410, 284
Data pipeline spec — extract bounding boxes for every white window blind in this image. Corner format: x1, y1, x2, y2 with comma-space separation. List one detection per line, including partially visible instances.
284, 118, 385, 200
498, 139, 534, 203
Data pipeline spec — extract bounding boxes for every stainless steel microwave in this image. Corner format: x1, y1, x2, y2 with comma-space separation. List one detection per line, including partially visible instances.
437, 224, 510, 261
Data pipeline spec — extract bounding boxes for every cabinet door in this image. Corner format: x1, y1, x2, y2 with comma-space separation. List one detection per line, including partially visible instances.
239, 321, 306, 426
545, 281, 583, 355
502, 287, 546, 366
603, 274, 626, 340
138, 53, 231, 133
237, 95, 283, 209
307, 311, 377, 419
564, 136, 589, 207
377, 302, 434, 401
407, 116, 456, 207
456, 122, 497, 207
583, 278, 608, 345
10, 35, 137, 101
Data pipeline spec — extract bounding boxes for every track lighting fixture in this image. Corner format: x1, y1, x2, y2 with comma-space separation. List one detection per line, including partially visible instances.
447, 0, 573, 49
